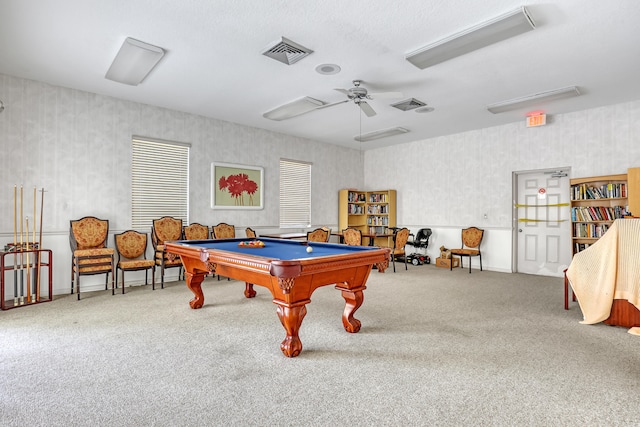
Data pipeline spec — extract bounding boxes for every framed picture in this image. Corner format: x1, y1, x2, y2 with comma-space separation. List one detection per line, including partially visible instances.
211, 162, 264, 210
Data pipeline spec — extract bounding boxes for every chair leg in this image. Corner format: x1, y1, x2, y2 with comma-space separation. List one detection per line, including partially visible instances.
479, 254, 483, 271
468, 256, 471, 274
392, 255, 396, 272
121, 270, 125, 295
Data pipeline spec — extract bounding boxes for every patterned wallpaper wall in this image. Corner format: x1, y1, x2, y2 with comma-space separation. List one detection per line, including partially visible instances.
365, 101, 640, 228
0, 74, 364, 234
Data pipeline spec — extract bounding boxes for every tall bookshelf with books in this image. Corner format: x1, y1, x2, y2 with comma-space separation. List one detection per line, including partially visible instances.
570, 174, 628, 256
339, 189, 396, 243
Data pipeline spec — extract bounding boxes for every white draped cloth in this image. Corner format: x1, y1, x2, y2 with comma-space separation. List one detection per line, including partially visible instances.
566, 219, 640, 335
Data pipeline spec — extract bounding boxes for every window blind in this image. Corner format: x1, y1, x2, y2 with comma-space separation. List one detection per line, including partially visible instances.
131, 137, 190, 229
279, 159, 311, 228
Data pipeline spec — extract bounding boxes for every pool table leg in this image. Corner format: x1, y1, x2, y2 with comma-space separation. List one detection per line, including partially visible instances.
185, 271, 206, 309
337, 285, 365, 333
274, 300, 308, 358
244, 282, 256, 298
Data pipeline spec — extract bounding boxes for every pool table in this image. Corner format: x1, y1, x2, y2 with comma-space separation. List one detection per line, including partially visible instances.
165, 238, 390, 357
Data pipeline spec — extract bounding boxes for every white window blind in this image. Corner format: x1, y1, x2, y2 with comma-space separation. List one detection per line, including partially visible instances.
279, 159, 311, 228
131, 137, 190, 229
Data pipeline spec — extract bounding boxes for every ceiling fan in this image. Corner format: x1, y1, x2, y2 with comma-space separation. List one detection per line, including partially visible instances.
263, 80, 403, 121
321, 80, 403, 117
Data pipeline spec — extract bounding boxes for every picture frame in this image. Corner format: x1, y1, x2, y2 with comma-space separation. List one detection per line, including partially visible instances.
211, 162, 264, 210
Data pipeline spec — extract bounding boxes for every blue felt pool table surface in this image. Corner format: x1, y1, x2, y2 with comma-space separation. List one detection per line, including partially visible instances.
174, 238, 378, 260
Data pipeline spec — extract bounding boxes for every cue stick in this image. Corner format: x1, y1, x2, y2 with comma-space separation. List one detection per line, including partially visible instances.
32, 187, 36, 302
36, 188, 44, 301
13, 185, 18, 306
19, 186, 24, 305
25, 218, 31, 303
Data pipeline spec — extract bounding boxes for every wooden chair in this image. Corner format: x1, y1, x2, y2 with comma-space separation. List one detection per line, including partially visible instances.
307, 227, 330, 242
450, 227, 484, 273
391, 227, 410, 272
183, 223, 210, 240
212, 223, 235, 239
342, 228, 362, 246
114, 230, 155, 294
151, 216, 184, 289
69, 216, 115, 300
212, 223, 235, 280
245, 227, 256, 238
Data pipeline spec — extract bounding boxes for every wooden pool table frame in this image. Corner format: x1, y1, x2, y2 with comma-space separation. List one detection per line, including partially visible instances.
165, 238, 390, 357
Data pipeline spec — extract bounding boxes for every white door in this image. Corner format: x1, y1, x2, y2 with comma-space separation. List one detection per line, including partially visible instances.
515, 169, 572, 277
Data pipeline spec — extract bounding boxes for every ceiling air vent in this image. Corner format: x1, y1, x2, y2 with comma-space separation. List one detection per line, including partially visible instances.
262, 37, 313, 65
391, 98, 427, 111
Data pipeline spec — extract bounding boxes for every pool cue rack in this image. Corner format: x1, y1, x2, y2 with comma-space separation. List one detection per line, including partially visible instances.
1, 244, 53, 310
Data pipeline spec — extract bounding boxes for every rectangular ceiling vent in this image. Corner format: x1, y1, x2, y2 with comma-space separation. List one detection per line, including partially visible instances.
391, 98, 427, 111
262, 37, 313, 65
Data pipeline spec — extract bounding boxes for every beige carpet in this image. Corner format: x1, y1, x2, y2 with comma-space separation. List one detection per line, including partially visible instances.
1, 265, 639, 426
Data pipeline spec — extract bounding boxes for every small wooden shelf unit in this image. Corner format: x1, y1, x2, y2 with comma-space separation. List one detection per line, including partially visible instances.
338, 189, 397, 246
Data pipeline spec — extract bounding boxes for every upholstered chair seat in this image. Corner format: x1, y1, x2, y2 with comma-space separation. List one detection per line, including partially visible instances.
115, 230, 155, 293
391, 227, 410, 272
342, 228, 362, 246
213, 223, 235, 239
183, 223, 210, 240
70, 216, 115, 300
450, 227, 484, 273
151, 216, 184, 289
307, 227, 330, 242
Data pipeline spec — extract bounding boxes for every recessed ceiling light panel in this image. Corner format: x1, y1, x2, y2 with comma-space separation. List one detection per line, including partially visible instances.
354, 127, 409, 142
406, 6, 535, 69
105, 37, 165, 86
487, 86, 581, 114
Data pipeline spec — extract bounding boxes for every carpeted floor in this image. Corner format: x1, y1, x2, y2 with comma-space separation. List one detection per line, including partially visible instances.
1, 265, 639, 426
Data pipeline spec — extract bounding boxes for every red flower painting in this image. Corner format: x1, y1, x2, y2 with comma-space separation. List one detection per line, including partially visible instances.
218, 173, 259, 206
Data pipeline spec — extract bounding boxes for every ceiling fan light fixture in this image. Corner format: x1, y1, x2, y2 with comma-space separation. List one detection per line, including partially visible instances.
263, 96, 326, 121
486, 86, 581, 114
105, 37, 165, 85
354, 127, 409, 142
406, 6, 535, 69
262, 37, 313, 65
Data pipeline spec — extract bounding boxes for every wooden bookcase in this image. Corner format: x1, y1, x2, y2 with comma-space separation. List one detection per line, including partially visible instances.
570, 173, 629, 256
339, 189, 396, 242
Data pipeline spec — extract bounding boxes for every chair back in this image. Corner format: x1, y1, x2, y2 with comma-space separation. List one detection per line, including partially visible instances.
70, 216, 109, 250
213, 223, 235, 239
183, 223, 209, 240
307, 228, 330, 242
342, 228, 362, 246
152, 217, 183, 246
393, 228, 410, 252
461, 227, 484, 250
115, 230, 148, 260
245, 227, 257, 238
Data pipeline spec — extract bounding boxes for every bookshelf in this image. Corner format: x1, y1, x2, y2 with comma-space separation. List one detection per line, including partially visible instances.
339, 189, 396, 239
570, 174, 628, 256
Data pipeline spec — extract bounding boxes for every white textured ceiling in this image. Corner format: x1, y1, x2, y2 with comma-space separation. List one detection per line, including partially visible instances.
1, 0, 639, 150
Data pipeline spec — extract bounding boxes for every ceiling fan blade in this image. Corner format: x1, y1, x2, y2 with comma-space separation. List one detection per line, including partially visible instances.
358, 101, 377, 117
368, 91, 403, 99
315, 99, 349, 110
